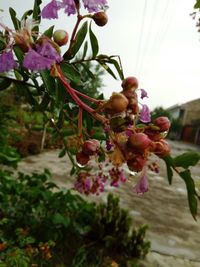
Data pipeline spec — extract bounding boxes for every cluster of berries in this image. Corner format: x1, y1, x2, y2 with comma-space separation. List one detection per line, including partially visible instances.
74, 76, 171, 194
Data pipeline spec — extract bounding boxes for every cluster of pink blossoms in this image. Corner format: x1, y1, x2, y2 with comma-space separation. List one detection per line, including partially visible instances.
41, 0, 108, 18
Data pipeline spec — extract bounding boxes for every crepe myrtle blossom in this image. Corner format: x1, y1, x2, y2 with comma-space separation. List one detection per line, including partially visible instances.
23, 42, 63, 71
41, 0, 62, 19
140, 88, 148, 99
133, 168, 148, 194
83, 0, 108, 13
0, 50, 17, 73
41, 0, 108, 19
139, 104, 151, 123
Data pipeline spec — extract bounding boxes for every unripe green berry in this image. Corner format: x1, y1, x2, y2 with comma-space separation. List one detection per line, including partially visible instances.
53, 30, 69, 46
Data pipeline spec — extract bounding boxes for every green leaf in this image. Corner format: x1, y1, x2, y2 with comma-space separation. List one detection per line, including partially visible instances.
173, 152, 200, 169
13, 46, 24, 64
89, 23, 99, 58
59, 148, 66, 158
109, 58, 124, 80
0, 78, 12, 91
40, 70, 56, 96
33, 0, 42, 22
43, 25, 55, 38
38, 92, 51, 110
9, 7, 21, 31
79, 63, 95, 79
52, 213, 70, 227
179, 170, 198, 220
194, 0, 200, 9
15, 82, 38, 106
64, 21, 88, 59
162, 155, 174, 184
61, 62, 82, 84
70, 166, 76, 175
21, 9, 33, 21
100, 62, 117, 79
9, 8, 20, 30
82, 41, 88, 60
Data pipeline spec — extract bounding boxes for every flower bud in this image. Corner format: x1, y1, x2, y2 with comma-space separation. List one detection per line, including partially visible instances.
53, 30, 69, 46
121, 76, 139, 91
128, 133, 152, 152
76, 151, 90, 165
153, 140, 171, 157
108, 93, 129, 114
154, 116, 171, 132
127, 155, 146, 172
93, 12, 108, 27
144, 129, 162, 141
82, 139, 100, 156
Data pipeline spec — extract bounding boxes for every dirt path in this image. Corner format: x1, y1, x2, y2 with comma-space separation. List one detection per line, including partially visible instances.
17, 140, 200, 267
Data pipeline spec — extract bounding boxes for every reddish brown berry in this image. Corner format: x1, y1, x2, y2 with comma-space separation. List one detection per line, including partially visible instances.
76, 151, 90, 165
128, 133, 152, 152
53, 30, 69, 46
82, 139, 100, 156
93, 12, 108, 27
154, 116, 171, 132
121, 76, 139, 91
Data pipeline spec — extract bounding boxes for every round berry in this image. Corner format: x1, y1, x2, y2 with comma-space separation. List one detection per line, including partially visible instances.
53, 30, 69, 46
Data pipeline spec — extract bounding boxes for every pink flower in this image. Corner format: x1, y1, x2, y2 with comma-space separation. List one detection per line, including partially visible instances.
41, 0, 61, 19
139, 104, 151, 123
133, 170, 148, 194
36, 42, 62, 63
23, 42, 62, 71
0, 50, 17, 73
23, 49, 53, 71
140, 88, 148, 99
83, 0, 108, 12
62, 0, 76, 15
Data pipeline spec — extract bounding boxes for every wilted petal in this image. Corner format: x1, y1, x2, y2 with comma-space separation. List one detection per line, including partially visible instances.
23, 48, 53, 71
0, 50, 17, 73
140, 88, 148, 99
41, 0, 61, 19
133, 171, 148, 194
139, 104, 151, 123
83, 0, 108, 12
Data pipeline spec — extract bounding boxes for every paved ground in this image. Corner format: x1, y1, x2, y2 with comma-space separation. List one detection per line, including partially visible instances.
17, 140, 200, 267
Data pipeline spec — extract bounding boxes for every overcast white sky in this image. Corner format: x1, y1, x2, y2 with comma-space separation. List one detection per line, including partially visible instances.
1, 0, 200, 110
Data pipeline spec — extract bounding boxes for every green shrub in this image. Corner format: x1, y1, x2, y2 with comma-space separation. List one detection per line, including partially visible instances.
0, 170, 150, 267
